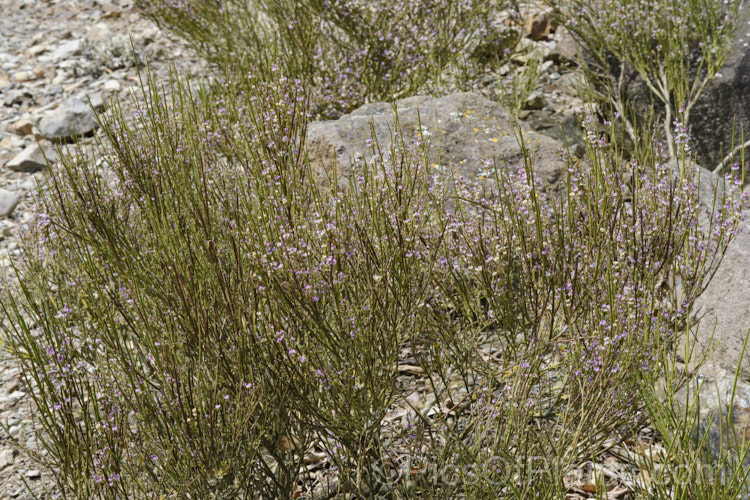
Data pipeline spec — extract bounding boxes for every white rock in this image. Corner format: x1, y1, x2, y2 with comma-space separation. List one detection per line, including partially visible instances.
51, 39, 82, 62
24, 469, 41, 479
0, 189, 21, 218
28, 43, 48, 57
0, 450, 14, 470
103, 79, 121, 91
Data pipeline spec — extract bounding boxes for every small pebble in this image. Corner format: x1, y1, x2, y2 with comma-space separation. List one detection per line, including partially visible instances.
24, 469, 41, 479
12, 71, 33, 82
103, 79, 121, 91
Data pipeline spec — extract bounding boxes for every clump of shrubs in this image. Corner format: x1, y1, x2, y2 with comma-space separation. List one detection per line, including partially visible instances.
3, 60, 748, 497
4, 1, 750, 499
135, 0, 504, 118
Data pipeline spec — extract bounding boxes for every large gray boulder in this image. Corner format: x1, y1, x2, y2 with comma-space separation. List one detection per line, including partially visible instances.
671, 162, 750, 380
661, 165, 750, 471
689, 210, 750, 381
306, 92, 568, 195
